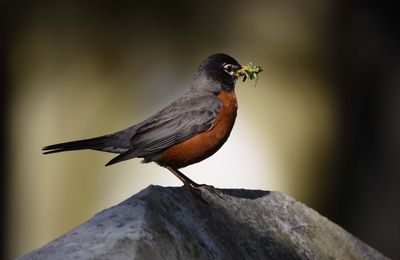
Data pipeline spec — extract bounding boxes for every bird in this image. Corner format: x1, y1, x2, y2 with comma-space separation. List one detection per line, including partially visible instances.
43, 53, 244, 190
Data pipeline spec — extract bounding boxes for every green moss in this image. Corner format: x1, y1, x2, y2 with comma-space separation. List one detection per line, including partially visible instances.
235, 62, 263, 82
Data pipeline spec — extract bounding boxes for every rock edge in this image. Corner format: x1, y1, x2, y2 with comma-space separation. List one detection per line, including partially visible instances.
20, 186, 389, 260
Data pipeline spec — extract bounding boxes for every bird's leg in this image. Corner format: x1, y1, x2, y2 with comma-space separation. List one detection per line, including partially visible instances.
165, 166, 224, 200
165, 166, 201, 187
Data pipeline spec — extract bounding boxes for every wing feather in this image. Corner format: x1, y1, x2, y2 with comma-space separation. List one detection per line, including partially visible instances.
105, 92, 221, 166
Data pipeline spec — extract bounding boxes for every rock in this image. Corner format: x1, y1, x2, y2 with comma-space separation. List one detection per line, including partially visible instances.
19, 185, 388, 260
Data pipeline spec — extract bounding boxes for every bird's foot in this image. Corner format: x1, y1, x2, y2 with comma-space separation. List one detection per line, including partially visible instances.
182, 183, 208, 204
166, 167, 225, 201
190, 183, 225, 201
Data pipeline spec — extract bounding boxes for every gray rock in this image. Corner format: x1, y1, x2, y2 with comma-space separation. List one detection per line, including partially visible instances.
19, 185, 389, 260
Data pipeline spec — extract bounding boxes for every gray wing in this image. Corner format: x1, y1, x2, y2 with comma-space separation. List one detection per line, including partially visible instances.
105, 92, 221, 165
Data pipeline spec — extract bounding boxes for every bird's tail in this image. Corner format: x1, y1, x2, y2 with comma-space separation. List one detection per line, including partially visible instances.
42, 135, 109, 154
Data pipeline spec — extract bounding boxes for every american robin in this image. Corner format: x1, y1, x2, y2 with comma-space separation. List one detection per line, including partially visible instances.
43, 53, 246, 189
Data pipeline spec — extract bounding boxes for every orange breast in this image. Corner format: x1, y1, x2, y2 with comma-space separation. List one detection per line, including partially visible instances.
158, 91, 238, 168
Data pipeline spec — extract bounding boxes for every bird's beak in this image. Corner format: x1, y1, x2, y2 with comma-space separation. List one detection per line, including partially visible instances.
233, 65, 244, 78
233, 65, 242, 78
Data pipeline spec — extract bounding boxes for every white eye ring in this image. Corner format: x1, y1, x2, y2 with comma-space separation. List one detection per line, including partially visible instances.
223, 64, 235, 75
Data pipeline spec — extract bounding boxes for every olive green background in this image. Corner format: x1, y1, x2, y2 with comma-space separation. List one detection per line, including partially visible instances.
2, 1, 399, 258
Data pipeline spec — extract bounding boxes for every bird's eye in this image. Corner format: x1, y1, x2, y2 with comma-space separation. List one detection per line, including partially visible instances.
223, 64, 235, 75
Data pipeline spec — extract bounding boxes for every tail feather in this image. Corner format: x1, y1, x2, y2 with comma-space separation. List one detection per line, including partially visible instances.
42, 135, 109, 154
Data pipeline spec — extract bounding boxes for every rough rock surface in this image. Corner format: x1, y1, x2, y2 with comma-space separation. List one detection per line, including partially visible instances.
20, 185, 388, 260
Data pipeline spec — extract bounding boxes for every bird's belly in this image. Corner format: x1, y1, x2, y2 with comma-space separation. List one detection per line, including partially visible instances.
157, 91, 238, 169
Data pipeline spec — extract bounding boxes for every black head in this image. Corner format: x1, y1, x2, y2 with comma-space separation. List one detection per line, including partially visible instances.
193, 53, 241, 92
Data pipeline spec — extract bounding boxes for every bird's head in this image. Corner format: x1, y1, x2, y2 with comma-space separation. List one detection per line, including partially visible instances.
193, 53, 242, 92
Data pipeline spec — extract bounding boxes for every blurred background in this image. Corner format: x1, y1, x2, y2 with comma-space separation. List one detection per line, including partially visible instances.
1, 0, 399, 259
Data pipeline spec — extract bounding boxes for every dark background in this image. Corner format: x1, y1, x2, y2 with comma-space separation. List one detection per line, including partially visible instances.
2, 0, 399, 259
